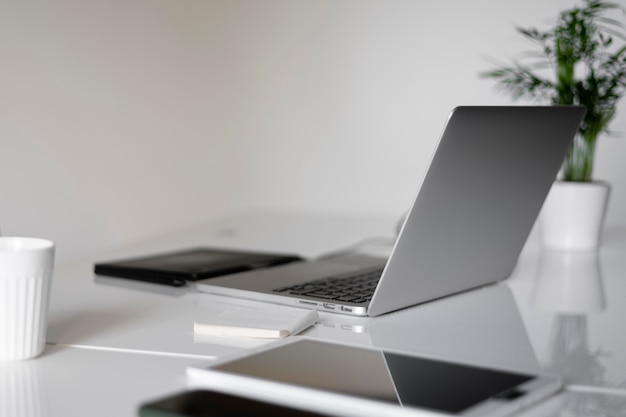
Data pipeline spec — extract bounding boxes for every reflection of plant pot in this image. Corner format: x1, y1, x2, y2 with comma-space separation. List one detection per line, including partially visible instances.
532, 250, 605, 313
540, 181, 610, 251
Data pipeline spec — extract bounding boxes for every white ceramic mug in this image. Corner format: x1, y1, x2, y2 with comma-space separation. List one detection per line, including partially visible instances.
0, 237, 55, 361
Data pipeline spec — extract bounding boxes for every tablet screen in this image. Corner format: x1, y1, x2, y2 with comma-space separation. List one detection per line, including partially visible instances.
214, 340, 533, 414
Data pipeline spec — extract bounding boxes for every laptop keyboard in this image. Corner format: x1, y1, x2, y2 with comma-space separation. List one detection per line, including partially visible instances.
272, 267, 383, 304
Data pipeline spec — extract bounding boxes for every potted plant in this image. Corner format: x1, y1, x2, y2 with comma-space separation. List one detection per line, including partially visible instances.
481, 0, 626, 250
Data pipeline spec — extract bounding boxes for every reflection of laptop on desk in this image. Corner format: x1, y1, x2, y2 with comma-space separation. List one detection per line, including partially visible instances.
367, 283, 540, 373
196, 106, 585, 317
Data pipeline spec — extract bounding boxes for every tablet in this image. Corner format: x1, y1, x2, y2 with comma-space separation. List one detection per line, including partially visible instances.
187, 338, 561, 417
139, 389, 337, 417
94, 247, 302, 286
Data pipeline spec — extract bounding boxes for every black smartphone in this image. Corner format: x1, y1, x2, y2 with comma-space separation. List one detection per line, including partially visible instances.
138, 389, 335, 417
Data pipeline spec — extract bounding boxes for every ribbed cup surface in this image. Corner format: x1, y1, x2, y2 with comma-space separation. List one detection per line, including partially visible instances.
0, 237, 54, 362
0, 268, 52, 361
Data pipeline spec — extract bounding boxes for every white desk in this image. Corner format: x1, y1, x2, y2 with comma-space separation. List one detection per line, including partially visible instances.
6, 211, 626, 416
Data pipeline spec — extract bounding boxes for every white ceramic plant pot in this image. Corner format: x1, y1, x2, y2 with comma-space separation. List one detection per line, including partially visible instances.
540, 181, 610, 251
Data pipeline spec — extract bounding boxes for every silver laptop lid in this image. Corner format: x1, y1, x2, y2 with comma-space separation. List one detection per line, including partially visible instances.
368, 106, 585, 316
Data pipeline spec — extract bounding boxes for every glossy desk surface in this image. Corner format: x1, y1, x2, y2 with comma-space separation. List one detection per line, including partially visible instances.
3, 212, 625, 417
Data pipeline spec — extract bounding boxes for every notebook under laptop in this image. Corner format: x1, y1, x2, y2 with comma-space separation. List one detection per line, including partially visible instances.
196, 106, 585, 317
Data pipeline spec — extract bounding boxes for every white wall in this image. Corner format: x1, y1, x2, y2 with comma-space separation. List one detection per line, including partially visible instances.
2, 0, 625, 264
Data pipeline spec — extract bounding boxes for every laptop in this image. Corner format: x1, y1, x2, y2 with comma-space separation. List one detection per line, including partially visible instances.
196, 106, 585, 317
